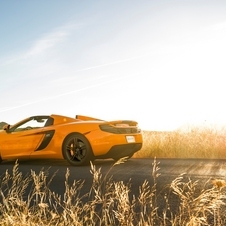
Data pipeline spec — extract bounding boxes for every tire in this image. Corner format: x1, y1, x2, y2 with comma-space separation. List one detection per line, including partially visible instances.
62, 133, 94, 166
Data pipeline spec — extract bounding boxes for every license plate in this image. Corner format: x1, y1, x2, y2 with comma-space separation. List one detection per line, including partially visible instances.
126, 135, 135, 143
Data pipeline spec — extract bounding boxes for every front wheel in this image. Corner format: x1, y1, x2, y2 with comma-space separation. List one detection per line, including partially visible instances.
62, 133, 94, 166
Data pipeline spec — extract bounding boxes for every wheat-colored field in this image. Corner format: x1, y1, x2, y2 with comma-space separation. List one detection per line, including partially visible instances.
134, 126, 226, 159
1, 127, 226, 225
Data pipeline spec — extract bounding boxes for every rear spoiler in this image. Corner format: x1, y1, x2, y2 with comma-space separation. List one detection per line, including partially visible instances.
107, 120, 138, 127
75, 115, 138, 126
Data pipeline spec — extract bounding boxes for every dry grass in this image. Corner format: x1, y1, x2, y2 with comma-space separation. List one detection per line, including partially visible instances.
134, 126, 226, 159
0, 159, 226, 225
1, 126, 226, 225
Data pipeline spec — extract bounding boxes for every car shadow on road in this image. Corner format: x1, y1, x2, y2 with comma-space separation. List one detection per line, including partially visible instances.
0, 158, 121, 167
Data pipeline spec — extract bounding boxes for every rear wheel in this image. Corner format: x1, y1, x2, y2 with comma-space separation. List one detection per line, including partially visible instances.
62, 133, 94, 166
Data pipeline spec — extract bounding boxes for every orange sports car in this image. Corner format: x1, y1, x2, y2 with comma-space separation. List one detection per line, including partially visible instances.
0, 114, 143, 166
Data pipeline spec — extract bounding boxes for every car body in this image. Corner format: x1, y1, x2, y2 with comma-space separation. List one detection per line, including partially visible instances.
0, 114, 143, 166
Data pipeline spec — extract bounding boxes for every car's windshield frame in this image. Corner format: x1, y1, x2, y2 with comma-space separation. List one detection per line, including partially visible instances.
8, 116, 50, 132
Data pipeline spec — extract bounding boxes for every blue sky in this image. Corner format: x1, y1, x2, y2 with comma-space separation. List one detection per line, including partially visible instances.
1, 0, 226, 131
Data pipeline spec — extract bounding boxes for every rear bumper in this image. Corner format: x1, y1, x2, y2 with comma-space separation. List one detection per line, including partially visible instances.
95, 143, 142, 159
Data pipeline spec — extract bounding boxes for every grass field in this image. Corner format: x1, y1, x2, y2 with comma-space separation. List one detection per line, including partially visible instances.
1, 126, 226, 225
134, 126, 226, 159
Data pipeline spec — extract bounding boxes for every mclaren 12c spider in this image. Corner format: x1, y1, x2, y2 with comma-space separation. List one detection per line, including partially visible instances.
0, 114, 143, 166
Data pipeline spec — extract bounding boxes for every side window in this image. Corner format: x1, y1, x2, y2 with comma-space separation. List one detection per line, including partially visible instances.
14, 118, 48, 131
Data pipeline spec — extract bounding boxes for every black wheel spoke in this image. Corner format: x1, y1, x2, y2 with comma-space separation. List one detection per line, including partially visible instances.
80, 145, 86, 151
74, 137, 79, 147
70, 152, 77, 160
75, 151, 84, 161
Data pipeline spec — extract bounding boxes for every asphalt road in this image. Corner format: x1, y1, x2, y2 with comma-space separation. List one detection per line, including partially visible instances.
1, 158, 226, 197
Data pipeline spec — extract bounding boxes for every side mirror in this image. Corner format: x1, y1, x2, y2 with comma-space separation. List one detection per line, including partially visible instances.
3, 124, 10, 131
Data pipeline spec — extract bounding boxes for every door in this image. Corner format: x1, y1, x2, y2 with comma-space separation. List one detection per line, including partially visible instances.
0, 117, 48, 159
1, 129, 45, 158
